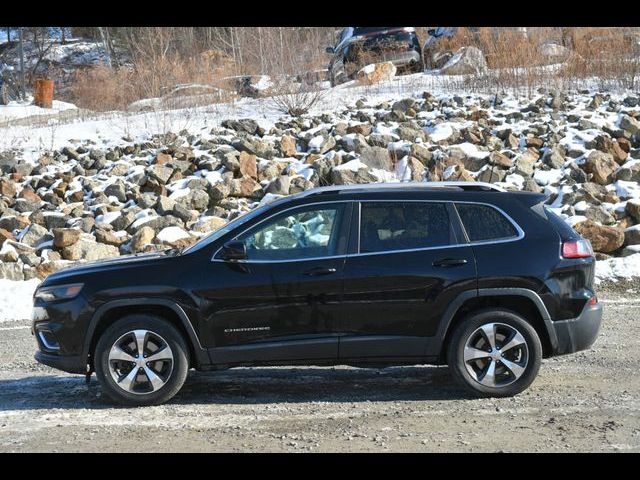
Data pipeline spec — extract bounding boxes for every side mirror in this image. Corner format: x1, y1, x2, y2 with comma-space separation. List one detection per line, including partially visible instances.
428, 29, 437, 37
220, 241, 247, 262
325, 46, 335, 54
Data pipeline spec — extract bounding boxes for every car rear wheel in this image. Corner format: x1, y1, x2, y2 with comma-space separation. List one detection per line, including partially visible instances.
447, 309, 542, 397
94, 315, 189, 406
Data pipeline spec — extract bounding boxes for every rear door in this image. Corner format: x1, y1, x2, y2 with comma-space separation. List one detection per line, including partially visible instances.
339, 200, 477, 360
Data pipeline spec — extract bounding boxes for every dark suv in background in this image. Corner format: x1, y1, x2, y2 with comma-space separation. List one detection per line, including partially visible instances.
33, 182, 602, 406
326, 27, 424, 86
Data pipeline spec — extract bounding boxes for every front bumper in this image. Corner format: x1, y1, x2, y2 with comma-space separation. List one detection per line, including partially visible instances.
551, 302, 603, 356
34, 350, 86, 374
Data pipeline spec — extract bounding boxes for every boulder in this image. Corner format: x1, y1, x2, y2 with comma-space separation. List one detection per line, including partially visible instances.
130, 226, 156, 253
0, 263, 24, 281
440, 47, 487, 75
620, 114, 640, 136
279, 135, 297, 157
626, 199, 640, 222
624, 225, 640, 246
192, 216, 227, 234
356, 62, 397, 85
147, 165, 174, 184
238, 152, 258, 179
513, 149, 539, 177
574, 220, 624, 253
359, 146, 392, 171
229, 176, 262, 198
155, 226, 192, 247
582, 151, 618, 185
0, 179, 17, 198
0, 228, 15, 247
266, 175, 291, 195
52, 228, 82, 248
488, 151, 513, 169
62, 238, 119, 261
95, 229, 126, 247
19, 224, 50, 248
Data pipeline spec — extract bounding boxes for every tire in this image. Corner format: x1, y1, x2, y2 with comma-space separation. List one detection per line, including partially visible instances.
447, 309, 542, 398
94, 315, 190, 406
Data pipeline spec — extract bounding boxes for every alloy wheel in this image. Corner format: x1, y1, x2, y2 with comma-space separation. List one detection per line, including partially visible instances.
463, 322, 529, 388
107, 329, 174, 395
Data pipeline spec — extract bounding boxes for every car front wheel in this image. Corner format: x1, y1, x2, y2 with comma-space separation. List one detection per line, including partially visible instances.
94, 315, 190, 406
447, 309, 542, 397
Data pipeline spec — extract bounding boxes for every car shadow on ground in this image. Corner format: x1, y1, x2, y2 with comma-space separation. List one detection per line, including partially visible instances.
0, 365, 475, 411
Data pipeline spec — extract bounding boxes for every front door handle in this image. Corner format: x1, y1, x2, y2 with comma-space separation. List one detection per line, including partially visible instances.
432, 258, 468, 268
304, 267, 337, 276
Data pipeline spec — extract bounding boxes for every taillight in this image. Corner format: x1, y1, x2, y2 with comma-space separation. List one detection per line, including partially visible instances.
562, 239, 594, 259
588, 296, 598, 305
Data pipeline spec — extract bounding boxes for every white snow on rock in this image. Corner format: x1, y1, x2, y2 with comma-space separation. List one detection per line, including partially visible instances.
95, 211, 121, 226
534, 169, 563, 186
0, 279, 41, 322
334, 159, 365, 172
156, 226, 191, 244
427, 123, 454, 142
596, 253, 640, 284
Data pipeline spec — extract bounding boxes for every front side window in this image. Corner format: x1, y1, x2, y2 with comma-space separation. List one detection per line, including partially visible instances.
359, 202, 455, 254
455, 203, 519, 242
236, 205, 344, 261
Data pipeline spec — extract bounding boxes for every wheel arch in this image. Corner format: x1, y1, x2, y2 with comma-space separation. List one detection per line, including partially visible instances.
84, 299, 209, 370
437, 288, 558, 362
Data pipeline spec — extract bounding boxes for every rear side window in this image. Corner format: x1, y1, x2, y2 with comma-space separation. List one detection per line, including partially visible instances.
359, 202, 455, 253
456, 203, 518, 242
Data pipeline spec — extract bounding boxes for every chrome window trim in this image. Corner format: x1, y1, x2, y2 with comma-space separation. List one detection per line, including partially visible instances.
453, 201, 525, 245
210, 198, 525, 264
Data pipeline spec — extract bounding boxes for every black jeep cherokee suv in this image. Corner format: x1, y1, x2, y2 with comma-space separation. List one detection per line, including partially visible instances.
32, 182, 602, 406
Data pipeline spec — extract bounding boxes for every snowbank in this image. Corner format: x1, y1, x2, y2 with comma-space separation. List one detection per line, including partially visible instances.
0, 279, 40, 322
0, 100, 77, 123
595, 253, 640, 284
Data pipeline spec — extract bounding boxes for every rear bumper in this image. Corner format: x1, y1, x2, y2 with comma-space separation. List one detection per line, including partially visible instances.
550, 302, 603, 356
34, 350, 85, 375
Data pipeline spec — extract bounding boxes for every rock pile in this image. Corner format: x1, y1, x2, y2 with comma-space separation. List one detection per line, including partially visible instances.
1, 88, 640, 279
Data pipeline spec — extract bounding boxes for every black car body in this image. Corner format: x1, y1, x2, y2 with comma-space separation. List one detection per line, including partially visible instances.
326, 27, 424, 86
33, 182, 602, 405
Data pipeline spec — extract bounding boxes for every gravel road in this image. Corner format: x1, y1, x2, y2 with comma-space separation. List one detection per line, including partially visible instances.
1, 284, 639, 452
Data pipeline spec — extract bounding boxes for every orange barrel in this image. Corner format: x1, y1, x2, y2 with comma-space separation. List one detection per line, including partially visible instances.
34, 79, 54, 108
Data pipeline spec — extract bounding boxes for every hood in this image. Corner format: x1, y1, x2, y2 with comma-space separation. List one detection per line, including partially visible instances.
42, 250, 176, 286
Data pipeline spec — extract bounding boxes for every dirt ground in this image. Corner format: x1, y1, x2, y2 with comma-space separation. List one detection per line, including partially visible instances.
1, 283, 639, 452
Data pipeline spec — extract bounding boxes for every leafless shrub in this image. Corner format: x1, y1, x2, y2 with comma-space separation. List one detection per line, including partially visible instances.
270, 84, 325, 117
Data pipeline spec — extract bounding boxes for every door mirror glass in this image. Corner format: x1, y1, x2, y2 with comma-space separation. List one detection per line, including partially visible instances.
220, 241, 247, 261
427, 29, 437, 37
325, 46, 335, 54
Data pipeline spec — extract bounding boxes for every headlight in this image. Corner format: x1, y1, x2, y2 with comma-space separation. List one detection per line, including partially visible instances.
34, 283, 84, 302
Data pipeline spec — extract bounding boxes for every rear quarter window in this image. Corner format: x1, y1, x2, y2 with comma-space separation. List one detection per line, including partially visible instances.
456, 203, 519, 242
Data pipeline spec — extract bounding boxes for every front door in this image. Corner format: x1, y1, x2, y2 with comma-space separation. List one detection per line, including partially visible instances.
339, 200, 477, 360
201, 202, 352, 364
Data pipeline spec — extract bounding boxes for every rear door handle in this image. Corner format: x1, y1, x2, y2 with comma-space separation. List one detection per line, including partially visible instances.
304, 267, 337, 276
432, 258, 468, 268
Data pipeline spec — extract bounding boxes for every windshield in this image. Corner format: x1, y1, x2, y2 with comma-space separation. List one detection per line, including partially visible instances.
183, 202, 276, 254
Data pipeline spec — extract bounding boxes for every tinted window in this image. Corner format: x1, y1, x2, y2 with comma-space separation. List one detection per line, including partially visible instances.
359, 202, 454, 254
353, 27, 401, 36
456, 203, 518, 242
236, 206, 343, 261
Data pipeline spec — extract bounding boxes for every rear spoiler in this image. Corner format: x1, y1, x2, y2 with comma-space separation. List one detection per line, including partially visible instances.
513, 192, 548, 208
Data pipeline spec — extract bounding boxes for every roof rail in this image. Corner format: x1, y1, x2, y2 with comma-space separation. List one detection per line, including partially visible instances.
295, 181, 506, 198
